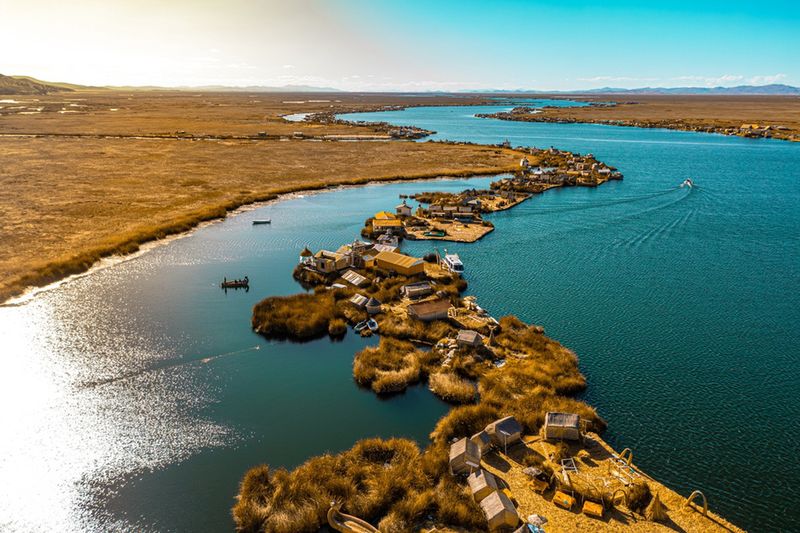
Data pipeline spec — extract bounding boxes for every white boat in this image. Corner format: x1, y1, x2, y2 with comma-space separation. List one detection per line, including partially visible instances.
367, 319, 379, 332
441, 251, 464, 275
354, 320, 368, 332
681, 178, 694, 188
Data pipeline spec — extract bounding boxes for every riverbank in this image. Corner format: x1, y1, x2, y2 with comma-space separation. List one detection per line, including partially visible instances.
477, 94, 800, 142
0, 89, 541, 303
240, 231, 742, 531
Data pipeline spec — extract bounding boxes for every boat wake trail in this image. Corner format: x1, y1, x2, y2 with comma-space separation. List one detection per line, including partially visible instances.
520, 187, 681, 216
612, 188, 696, 249
80, 345, 261, 389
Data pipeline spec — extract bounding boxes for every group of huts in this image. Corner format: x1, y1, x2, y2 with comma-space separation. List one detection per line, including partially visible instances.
448, 412, 583, 531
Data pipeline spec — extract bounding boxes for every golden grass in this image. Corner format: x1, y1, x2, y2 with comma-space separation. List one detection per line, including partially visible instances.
499, 94, 800, 141
0, 91, 529, 302
428, 372, 477, 404
353, 338, 425, 394
251, 292, 337, 340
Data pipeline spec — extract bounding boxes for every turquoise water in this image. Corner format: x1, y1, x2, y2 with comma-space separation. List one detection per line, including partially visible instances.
342, 105, 800, 531
0, 104, 797, 532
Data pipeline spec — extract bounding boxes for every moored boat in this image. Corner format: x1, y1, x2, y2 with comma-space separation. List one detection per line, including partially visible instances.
441, 251, 464, 275
252, 219, 271, 225
367, 318, 379, 332
681, 178, 694, 188
354, 320, 368, 332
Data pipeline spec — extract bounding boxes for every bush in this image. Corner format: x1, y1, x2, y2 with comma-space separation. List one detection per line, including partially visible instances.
429, 372, 476, 404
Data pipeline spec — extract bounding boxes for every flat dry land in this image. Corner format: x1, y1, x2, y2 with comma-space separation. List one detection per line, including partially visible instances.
522, 94, 800, 141
0, 90, 521, 302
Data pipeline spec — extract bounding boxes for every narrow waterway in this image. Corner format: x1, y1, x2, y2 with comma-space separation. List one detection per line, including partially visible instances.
0, 101, 798, 532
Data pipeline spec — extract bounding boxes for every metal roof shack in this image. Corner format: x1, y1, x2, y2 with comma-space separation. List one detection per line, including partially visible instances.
543, 412, 581, 441
407, 298, 451, 321
449, 437, 480, 475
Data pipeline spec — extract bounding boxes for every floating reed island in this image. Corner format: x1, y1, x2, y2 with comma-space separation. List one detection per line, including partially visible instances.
240, 227, 741, 531
357, 146, 621, 244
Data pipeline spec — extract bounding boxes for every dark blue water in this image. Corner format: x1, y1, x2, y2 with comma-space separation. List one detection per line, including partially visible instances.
340, 105, 800, 531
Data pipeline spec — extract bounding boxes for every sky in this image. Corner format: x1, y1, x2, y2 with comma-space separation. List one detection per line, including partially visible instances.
1, 0, 799, 91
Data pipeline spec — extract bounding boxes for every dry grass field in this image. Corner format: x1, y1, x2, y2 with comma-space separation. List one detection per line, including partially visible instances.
521, 94, 800, 140
0, 91, 521, 302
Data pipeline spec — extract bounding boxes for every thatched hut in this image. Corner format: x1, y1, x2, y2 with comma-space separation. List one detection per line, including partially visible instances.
467, 468, 498, 502
479, 490, 519, 531
485, 416, 522, 449
449, 437, 481, 475
543, 412, 581, 441
470, 430, 492, 456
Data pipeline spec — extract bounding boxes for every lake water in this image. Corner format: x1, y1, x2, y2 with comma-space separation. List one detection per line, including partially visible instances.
1, 103, 798, 532
341, 105, 800, 531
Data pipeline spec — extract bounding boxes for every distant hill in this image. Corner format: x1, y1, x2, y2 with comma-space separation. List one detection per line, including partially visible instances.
576, 84, 800, 95
0, 74, 79, 94
108, 83, 344, 93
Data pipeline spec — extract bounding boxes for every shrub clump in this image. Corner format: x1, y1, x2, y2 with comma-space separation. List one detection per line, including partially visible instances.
428, 372, 476, 404
328, 318, 347, 338
353, 338, 424, 394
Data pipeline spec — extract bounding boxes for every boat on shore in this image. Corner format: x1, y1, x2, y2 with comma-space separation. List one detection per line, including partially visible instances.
252, 219, 271, 225
221, 276, 249, 289
367, 318, 379, 332
354, 320, 368, 332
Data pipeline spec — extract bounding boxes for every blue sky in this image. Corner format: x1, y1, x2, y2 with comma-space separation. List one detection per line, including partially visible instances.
1, 0, 798, 90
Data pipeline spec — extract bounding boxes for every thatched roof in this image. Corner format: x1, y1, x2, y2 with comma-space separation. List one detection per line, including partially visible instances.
300, 246, 313, 257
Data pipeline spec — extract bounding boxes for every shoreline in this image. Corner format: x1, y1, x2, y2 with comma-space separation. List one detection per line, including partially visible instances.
1, 151, 525, 305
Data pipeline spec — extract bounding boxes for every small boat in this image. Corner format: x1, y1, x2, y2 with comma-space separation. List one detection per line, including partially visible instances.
221, 276, 249, 289
252, 219, 271, 225
327, 501, 380, 533
441, 251, 464, 275
354, 320, 368, 332
367, 318, 379, 332
424, 230, 446, 238
681, 178, 694, 188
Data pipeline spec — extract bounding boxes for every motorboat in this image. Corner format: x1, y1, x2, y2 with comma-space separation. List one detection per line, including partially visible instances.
681, 178, 694, 188
441, 251, 464, 275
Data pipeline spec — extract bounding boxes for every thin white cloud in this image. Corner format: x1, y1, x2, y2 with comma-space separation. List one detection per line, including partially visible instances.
576, 76, 659, 83
748, 73, 786, 85
282, 64, 295, 69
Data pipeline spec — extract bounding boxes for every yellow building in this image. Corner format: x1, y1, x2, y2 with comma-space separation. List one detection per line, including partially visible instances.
368, 250, 425, 276
374, 211, 397, 220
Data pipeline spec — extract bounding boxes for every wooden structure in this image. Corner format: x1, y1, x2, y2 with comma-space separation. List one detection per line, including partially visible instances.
685, 490, 708, 516
479, 490, 519, 531
543, 412, 581, 441
470, 430, 492, 456
449, 437, 481, 475
456, 329, 482, 347
407, 298, 451, 321
485, 416, 523, 449
365, 297, 382, 315
342, 270, 369, 287
370, 250, 425, 276
468, 468, 498, 502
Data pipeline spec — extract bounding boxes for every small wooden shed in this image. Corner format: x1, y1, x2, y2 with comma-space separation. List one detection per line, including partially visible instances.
468, 468, 498, 502
470, 430, 492, 456
365, 297, 382, 315
449, 437, 481, 475
543, 412, 581, 441
480, 490, 519, 531
485, 416, 523, 448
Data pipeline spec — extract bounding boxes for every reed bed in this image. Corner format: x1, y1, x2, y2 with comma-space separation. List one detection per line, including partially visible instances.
428, 372, 477, 404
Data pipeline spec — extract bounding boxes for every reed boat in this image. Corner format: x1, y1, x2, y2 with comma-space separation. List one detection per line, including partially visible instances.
327, 502, 380, 533
221, 276, 249, 289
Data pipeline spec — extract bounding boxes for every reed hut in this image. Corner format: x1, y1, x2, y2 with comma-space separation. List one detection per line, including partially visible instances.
479, 490, 519, 531
543, 412, 581, 441
485, 416, 522, 449
449, 437, 481, 475
470, 430, 492, 456
468, 468, 498, 502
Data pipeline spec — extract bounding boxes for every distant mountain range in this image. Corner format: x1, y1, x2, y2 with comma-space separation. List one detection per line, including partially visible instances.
2, 73, 797, 96
575, 84, 800, 95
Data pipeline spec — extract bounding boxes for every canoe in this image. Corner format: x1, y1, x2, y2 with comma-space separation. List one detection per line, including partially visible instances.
327, 502, 380, 533
367, 318, 379, 332
252, 219, 271, 225
354, 320, 368, 332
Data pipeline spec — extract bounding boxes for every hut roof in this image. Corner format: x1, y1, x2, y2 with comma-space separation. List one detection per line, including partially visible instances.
645, 492, 668, 522
342, 270, 369, 287
374, 211, 397, 220
373, 218, 403, 228
300, 246, 313, 257
487, 416, 523, 437
457, 329, 481, 344
408, 298, 451, 318
371, 243, 398, 254
449, 437, 480, 463
350, 294, 368, 307
468, 469, 498, 495
471, 430, 491, 447
366, 297, 381, 307
480, 490, 517, 523
374, 250, 424, 270
545, 412, 580, 429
